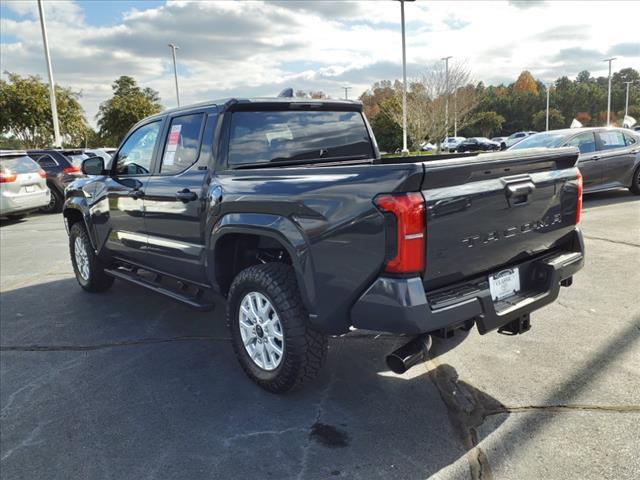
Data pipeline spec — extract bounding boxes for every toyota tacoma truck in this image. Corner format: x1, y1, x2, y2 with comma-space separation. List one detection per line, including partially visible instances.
63, 96, 584, 392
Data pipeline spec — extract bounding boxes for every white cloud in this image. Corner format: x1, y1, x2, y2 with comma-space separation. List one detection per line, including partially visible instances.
1, 0, 638, 128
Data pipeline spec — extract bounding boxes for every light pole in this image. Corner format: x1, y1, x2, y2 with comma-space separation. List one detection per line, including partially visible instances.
623, 80, 634, 119
168, 43, 181, 107
37, 0, 61, 148
398, 0, 413, 156
546, 83, 551, 131
453, 90, 457, 137
441, 56, 452, 139
342, 86, 352, 100
604, 57, 616, 126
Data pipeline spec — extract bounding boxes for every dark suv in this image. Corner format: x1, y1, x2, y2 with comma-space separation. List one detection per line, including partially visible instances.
27, 150, 87, 212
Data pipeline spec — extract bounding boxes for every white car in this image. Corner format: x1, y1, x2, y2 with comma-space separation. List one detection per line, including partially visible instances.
441, 136, 466, 152
420, 141, 438, 152
505, 131, 537, 148
1, 151, 50, 220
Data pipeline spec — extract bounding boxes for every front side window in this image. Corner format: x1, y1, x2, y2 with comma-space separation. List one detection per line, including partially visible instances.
114, 121, 161, 175
160, 113, 205, 174
228, 110, 373, 165
597, 130, 626, 150
565, 132, 596, 154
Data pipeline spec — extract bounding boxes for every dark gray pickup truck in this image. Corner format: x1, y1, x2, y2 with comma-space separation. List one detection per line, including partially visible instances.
64, 97, 584, 392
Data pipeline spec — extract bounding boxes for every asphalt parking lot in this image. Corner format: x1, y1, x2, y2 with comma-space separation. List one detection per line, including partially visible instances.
1, 190, 639, 480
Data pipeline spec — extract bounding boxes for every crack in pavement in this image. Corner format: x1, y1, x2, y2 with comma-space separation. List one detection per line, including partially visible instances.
484, 404, 640, 415
424, 357, 640, 480
583, 235, 639, 248
0, 336, 230, 352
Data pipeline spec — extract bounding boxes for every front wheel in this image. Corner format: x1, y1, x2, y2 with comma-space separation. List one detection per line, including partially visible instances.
227, 263, 327, 393
630, 165, 640, 195
69, 222, 114, 292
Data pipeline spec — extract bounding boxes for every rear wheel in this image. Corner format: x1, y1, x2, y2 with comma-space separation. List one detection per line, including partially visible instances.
630, 165, 640, 195
69, 222, 114, 292
227, 263, 327, 393
40, 187, 63, 213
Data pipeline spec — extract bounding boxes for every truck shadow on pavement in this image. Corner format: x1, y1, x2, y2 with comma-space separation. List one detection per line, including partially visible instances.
1, 277, 507, 480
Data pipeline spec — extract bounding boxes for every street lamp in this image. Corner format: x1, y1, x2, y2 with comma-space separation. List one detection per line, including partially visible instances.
168, 43, 181, 107
546, 83, 552, 131
603, 57, 616, 126
37, 0, 61, 148
441, 56, 452, 138
623, 80, 634, 120
342, 86, 352, 100
397, 0, 415, 156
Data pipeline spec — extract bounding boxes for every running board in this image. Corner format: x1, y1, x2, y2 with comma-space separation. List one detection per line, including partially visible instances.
105, 268, 215, 311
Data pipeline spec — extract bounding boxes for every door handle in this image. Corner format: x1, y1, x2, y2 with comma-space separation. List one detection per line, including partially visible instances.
131, 189, 144, 200
175, 189, 197, 202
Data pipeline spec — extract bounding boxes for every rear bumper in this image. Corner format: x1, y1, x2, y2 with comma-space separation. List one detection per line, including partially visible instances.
350, 229, 585, 335
0, 189, 50, 216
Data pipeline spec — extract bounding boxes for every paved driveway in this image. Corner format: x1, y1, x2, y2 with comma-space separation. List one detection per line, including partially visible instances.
1, 190, 638, 480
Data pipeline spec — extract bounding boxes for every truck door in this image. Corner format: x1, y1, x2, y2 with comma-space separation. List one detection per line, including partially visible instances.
98, 120, 163, 263
141, 111, 217, 284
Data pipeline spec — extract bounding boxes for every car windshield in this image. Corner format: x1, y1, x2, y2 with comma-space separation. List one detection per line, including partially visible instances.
1, 156, 40, 173
509, 132, 567, 150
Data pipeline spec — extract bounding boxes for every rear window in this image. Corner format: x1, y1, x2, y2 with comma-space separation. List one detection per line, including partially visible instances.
1, 156, 40, 173
597, 131, 626, 150
228, 110, 373, 165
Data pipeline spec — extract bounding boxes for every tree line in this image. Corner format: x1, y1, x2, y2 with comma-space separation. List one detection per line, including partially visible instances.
1, 66, 638, 151
0, 74, 162, 149
360, 66, 640, 151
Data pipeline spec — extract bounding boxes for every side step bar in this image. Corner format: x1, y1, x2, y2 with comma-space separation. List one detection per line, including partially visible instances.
105, 268, 215, 311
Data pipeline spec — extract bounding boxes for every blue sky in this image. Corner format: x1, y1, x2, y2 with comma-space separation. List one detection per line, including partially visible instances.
1, 0, 638, 124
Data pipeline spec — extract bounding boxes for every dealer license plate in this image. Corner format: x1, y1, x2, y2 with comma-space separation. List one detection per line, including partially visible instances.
489, 268, 520, 301
24, 185, 36, 193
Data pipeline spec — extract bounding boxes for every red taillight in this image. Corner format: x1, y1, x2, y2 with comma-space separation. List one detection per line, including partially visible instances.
38, 168, 47, 178
374, 192, 425, 274
64, 166, 81, 174
0, 170, 17, 183
575, 169, 583, 224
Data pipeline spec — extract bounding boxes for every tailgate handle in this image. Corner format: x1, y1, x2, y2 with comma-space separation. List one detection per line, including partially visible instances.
505, 181, 535, 206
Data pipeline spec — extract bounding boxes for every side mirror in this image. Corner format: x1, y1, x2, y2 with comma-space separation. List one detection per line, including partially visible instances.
82, 156, 105, 175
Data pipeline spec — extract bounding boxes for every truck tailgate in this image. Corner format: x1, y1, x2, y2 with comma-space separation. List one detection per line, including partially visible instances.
421, 147, 581, 289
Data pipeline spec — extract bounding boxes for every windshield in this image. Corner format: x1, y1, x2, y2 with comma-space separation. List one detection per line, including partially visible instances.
509, 132, 567, 150
228, 110, 373, 165
65, 153, 89, 167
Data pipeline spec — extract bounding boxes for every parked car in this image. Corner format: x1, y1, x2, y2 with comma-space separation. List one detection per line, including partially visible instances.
505, 131, 537, 147
491, 136, 509, 150
509, 127, 640, 194
420, 141, 437, 152
63, 97, 584, 392
456, 137, 500, 152
441, 136, 466, 152
27, 149, 86, 213
1, 150, 50, 220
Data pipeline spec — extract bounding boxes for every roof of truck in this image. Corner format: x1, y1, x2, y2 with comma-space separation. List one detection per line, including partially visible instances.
147, 96, 362, 120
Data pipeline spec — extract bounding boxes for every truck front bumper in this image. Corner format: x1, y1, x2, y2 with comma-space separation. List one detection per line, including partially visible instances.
350, 230, 585, 335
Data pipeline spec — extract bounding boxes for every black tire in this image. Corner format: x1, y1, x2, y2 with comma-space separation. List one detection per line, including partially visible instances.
630, 165, 640, 195
227, 263, 327, 393
40, 187, 63, 213
69, 222, 114, 292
